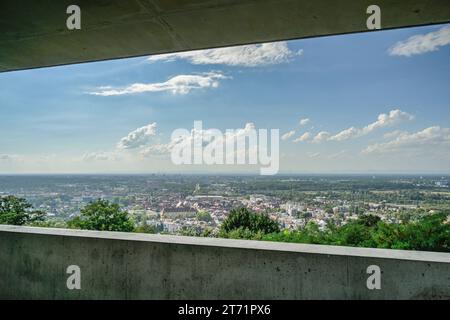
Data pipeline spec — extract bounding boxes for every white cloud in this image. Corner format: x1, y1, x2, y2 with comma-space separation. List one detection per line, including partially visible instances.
328, 109, 413, 142
140, 144, 173, 157
281, 130, 296, 140
0, 154, 12, 160
88, 72, 229, 96
82, 151, 120, 162
140, 122, 259, 159
362, 109, 414, 133
312, 131, 331, 143
148, 42, 303, 67
306, 152, 320, 158
299, 118, 310, 126
0, 154, 23, 162
328, 150, 347, 159
383, 130, 407, 139
389, 25, 450, 57
363, 126, 450, 154
293, 132, 311, 143
328, 126, 359, 141
117, 122, 157, 149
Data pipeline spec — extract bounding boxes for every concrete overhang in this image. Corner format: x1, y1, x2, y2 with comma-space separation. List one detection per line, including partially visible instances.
1, 0, 450, 73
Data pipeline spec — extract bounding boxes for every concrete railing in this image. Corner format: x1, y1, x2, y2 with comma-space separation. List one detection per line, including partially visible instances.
0, 225, 449, 299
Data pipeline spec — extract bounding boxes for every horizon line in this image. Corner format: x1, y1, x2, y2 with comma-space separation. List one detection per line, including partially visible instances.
0, 172, 450, 176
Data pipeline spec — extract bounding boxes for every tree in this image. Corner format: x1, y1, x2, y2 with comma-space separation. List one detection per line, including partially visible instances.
220, 207, 280, 236
31, 219, 67, 228
0, 195, 45, 225
135, 223, 162, 234
68, 199, 134, 232
398, 213, 450, 251
257, 212, 449, 252
332, 222, 375, 247
324, 205, 334, 214
357, 214, 381, 227
196, 210, 212, 222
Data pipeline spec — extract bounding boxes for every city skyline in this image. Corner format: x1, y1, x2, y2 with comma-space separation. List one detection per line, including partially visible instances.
1, 24, 450, 174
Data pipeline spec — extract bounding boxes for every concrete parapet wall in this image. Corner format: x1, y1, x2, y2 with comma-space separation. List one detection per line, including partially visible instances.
0, 225, 449, 299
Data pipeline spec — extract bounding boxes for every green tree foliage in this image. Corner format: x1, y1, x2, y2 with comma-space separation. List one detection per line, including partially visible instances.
220, 207, 280, 238
67, 199, 134, 232
30, 219, 67, 228
196, 210, 212, 222
371, 213, 450, 251
134, 223, 158, 234
324, 205, 334, 214
0, 195, 45, 225
259, 213, 450, 252
357, 214, 381, 227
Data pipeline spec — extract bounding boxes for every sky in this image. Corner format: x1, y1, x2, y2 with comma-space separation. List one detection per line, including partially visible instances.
0, 24, 450, 174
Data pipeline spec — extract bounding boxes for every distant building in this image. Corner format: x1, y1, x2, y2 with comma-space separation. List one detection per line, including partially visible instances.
283, 201, 305, 216
187, 195, 224, 201
163, 221, 181, 233
161, 206, 197, 219
435, 180, 449, 188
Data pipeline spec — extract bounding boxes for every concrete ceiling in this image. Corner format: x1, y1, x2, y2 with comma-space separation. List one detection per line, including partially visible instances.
1, 0, 450, 72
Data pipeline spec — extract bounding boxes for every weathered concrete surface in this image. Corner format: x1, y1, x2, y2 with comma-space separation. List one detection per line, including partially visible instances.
1, 0, 450, 72
0, 225, 449, 299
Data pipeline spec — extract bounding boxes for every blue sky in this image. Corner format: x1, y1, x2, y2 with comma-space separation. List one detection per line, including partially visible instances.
1, 24, 449, 174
